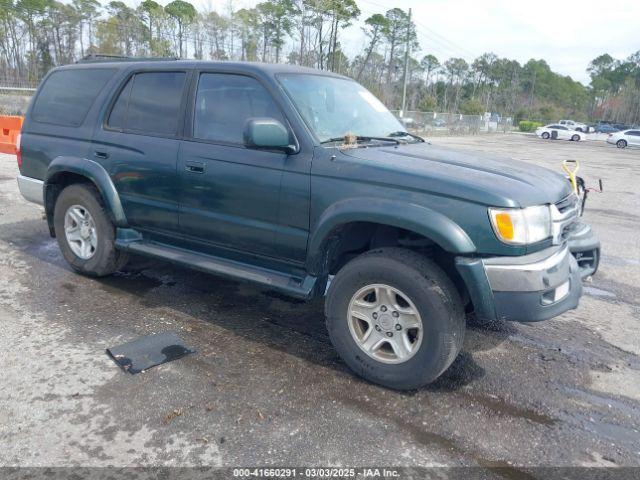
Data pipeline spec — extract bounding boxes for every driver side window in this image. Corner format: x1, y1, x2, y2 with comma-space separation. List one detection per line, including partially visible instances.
193, 73, 285, 145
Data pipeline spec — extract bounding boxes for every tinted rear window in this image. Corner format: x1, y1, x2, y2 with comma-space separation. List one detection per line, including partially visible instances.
108, 71, 186, 136
32, 69, 116, 126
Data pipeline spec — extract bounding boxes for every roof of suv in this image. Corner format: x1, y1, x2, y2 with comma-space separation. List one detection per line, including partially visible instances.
58, 59, 350, 80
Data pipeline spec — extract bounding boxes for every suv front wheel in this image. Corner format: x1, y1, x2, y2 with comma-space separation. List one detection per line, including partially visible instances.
325, 248, 465, 390
53, 184, 128, 277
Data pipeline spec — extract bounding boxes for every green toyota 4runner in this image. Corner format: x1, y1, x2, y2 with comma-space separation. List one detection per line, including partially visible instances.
17, 59, 600, 389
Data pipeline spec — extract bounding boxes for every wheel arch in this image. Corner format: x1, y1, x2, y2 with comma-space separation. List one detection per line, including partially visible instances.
306, 197, 476, 277
44, 156, 127, 236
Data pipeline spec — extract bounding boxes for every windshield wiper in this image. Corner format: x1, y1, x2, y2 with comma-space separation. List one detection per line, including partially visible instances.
387, 131, 425, 142
320, 135, 400, 146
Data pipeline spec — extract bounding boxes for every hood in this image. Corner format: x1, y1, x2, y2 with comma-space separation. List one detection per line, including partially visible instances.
341, 142, 572, 207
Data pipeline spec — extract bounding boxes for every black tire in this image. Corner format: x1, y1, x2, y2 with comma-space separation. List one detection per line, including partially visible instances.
617, 139, 627, 149
325, 248, 465, 390
53, 183, 128, 277
571, 134, 580, 141
541, 132, 550, 139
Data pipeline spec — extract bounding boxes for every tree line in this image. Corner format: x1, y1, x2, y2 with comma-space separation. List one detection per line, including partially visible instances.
1, 0, 639, 125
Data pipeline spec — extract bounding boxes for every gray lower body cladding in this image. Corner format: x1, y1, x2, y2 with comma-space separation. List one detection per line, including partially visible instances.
456, 225, 599, 323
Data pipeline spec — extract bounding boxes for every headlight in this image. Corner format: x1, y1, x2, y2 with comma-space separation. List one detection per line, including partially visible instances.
488, 205, 551, 245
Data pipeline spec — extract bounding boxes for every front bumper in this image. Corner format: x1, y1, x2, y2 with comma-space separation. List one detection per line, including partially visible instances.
456, 226, 599, 323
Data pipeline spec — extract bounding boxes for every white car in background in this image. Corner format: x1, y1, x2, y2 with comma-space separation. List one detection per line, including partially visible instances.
559, 119, 588, 132
536, 124, 586, 141
606, 129, 640, 148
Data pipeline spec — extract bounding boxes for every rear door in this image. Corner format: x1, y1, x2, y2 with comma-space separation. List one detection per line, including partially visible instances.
92, 69, 190, 235
626, 130, 640, 146
21, 67, 117, 180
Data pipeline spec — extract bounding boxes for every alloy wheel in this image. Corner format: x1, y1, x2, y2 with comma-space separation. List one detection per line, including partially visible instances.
64, 204, 98, 260
347, 284, 423, 364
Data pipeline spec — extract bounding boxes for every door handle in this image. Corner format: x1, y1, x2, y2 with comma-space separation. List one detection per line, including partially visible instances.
185, 162, 205, 174
94, 151, 109, 159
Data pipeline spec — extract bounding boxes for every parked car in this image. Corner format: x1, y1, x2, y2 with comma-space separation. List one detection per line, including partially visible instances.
399, 116, 425, 130
16, 59, 600, 390
593, 124, 619, 134
431, 118, 447, 127
536, 124, 586, 141
606, 129, 640, 148
559, 119, 588, 132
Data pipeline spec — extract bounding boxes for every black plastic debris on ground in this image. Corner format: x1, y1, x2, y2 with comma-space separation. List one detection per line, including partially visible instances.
106, 331, 195, 374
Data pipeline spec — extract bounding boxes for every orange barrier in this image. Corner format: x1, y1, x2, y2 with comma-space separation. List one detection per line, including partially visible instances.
0, 115, 23, 154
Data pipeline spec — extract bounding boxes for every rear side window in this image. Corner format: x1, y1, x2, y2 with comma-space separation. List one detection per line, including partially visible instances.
107, 71, 186, 136
32, 69, 115, 127
193, 73, 285, 144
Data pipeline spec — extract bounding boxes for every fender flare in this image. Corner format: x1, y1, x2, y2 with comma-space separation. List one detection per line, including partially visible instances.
45, 156, 127, 227
306, 197, 475, 273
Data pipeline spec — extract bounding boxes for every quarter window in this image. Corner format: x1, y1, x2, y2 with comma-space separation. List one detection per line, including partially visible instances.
107, 71, 186, 136
193, 73, 285, 144
32, 68, 115, 126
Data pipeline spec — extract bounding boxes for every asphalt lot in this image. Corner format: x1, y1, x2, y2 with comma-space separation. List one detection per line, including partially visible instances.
0, 134, 639, 473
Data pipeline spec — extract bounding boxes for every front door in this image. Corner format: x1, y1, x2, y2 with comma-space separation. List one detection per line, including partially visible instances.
92, 70, 189, 234
178, 72, 298, 259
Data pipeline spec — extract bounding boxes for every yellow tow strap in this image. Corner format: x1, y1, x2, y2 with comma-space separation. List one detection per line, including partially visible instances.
562, 159, 580, 195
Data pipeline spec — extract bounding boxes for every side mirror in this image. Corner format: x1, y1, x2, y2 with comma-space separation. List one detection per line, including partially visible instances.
243, 118, 296, 153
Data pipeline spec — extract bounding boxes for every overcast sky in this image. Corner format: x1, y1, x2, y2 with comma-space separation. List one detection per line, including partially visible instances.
186, 0, 639, 84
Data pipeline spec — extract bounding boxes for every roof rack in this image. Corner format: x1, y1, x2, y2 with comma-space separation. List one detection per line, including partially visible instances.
76, 54, 179, 64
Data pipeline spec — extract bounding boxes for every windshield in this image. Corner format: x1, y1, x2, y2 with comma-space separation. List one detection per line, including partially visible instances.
278, 74, 406, 143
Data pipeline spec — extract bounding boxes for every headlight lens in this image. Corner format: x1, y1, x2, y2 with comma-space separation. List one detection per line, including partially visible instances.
489, 205, 551, 245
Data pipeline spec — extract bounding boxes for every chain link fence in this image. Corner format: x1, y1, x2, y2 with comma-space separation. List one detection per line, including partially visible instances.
0, 87, 35, 116
391, 110, 514, 135
0, 71, 38, 115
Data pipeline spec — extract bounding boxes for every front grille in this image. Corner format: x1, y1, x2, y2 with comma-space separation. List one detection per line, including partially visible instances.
551, 194, 580, 244
555, 194, 578, 214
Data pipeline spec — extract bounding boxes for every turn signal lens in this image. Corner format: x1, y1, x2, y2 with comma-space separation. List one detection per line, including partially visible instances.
494, 213, 514, 240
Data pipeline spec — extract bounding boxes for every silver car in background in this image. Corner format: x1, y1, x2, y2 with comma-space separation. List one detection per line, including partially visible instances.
536, 124, 586, 141
606, 129, 640, 148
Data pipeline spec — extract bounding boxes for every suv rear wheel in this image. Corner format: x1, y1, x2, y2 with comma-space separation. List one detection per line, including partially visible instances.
53, 184, 128, 276
325, 248, 465, 390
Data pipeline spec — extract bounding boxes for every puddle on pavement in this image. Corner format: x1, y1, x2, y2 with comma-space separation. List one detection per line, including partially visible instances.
98, 271, 164, 296
560, 385, 639, 416
580, 413, 640, 446
456, 391, 556, 426
61, 282, 77, 292
337, 394, 538, 480
583, 286, 617, 298
587, 208, 640, 222
601, 255, 640, 267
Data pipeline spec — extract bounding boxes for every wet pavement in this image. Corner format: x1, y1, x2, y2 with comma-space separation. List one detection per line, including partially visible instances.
0, 135, 639, 472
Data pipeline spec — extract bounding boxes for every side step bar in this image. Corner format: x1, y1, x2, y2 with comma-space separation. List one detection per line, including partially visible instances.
115, 239, 317, 299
